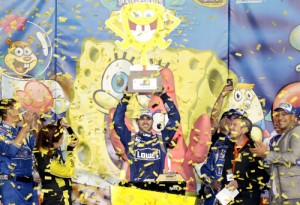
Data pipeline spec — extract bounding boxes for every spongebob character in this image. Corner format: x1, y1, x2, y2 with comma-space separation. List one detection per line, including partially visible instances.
68, 37, 235, 194
0, 38, 69, 115
105, 2, 181, 66
227, 78, 266, 142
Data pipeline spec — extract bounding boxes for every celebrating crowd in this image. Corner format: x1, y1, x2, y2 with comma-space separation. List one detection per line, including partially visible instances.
0, 99, 78, 205
200, 84, 300, 205
0, 80, 300, 205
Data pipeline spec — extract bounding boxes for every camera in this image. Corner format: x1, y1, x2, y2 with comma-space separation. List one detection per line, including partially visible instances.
227, 79, 233, 86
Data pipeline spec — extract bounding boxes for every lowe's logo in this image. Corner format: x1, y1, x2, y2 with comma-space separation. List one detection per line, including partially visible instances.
135, 148, 161, 160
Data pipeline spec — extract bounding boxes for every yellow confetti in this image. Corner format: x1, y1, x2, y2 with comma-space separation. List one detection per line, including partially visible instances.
256, 44, 261, 50
25, 193, 33, 200
45, 176, 52, 180
235, 52, 242, 57
58, 17, 68, 22
144, 162, 154, 167
290, 96, 298, 103
47, 29, 53, 35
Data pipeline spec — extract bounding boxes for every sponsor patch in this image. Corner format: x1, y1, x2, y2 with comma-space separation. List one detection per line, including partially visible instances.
296, 159, 300, 166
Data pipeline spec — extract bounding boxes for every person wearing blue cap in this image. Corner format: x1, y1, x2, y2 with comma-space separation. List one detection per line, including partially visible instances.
200, 108, 244, 205
251, 102, 300, 204
113, 90, 180, 182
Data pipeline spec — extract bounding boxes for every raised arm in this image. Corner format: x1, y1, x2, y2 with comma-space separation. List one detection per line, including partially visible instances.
0, 111, 37, 157
161, 93, 180, 144
210, 84, 233, 132
113, 95, 132, 147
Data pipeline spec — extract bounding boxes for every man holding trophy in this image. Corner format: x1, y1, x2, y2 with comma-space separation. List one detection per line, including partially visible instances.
113, 70, 181, 182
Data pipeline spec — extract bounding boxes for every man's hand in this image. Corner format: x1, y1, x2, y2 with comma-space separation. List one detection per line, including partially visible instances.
220, 84, 233, 97
23, 111, 38, 129
68, 138, 79, 148
33, 170, 41, 183
59, 117, 70, 128
153, 86, 166, 97
227, 180, 238, 190
213, 180, 221, 191
250, 141, 269, 158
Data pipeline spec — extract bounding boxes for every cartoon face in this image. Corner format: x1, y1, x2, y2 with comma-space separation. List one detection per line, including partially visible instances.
122, 3, 164, 43
4, 38, 38, 75
105, 3, 180, 65
228, 83, 264, 124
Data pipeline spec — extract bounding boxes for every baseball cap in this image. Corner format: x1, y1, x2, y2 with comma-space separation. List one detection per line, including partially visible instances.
295, 107, 300, 119
274, 102, 296, 114
221, 108, 246, 120
139, 108, 153, 119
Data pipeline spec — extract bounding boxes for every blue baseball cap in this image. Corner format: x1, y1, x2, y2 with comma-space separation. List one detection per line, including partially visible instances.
274, 102, 296, 114
221, 108, 246, 120
296, 107, 300, 119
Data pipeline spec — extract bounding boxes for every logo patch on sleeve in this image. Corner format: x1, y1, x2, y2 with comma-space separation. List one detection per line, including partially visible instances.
296, 159, 300, 166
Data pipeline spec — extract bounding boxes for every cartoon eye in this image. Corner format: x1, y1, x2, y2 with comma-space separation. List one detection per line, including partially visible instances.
234, 90, 243, 102
111, 72, 128, 93
246, 90, 253, 100
14, 47, 23, 57
23, 47, 32, 56
132, 10, 142, 18
144, 10, 154, 18
101, 58, 132, 99
152, 112, 169, 132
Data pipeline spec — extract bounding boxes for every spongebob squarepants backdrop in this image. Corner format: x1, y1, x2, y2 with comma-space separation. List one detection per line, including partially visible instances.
1, 0, 300, 204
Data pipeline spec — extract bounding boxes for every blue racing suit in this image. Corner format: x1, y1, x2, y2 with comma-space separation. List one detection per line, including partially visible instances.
113, 93, 180, 182
200, 135, 230, 205
0, 122, 36, 205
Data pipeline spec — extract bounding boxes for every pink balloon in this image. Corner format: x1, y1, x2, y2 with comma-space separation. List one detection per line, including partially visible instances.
16, 90, 32, 106
0, 19, 10, 28
16, 81, 54, 115
7, 14, 18, 21
4, 26, 13, 33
